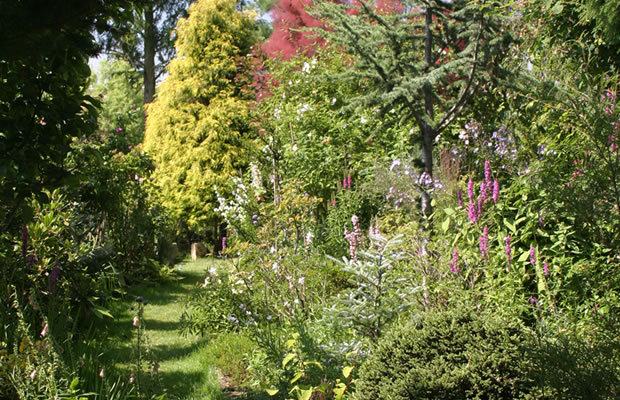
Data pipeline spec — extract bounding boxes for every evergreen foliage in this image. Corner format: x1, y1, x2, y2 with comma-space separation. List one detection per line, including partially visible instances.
144, 0, 257, 236
311, 0, 513, 215
354, 306, 539, 400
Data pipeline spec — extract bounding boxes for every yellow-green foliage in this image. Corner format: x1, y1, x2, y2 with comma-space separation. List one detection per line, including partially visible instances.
144, 0, 256, 232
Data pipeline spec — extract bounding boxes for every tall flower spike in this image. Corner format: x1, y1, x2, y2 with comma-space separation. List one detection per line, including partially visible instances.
484, 160, 492, 189
457, 189, 463, 207
450, 248, 460, 274
529, 246, 536, 266
468, 201, 477, 223
492, 179, 500, 203
467, 179, 474, 202
480, 182, 488, 202
543, 261, 549, 276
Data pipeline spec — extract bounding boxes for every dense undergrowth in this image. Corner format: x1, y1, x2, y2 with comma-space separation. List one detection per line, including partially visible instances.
1, 0, 620, 399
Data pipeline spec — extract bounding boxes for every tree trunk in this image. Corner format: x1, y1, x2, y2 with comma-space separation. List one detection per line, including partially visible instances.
421, 6, 435, 218
143, 5, 156, 104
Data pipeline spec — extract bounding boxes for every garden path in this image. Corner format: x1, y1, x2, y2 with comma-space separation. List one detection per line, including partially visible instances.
99, 257, 233, 399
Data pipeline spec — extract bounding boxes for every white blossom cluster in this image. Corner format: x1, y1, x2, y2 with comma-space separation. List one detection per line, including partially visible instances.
214, 178, 251, 230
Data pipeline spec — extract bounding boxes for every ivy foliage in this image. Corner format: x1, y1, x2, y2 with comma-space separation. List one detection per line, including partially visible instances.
143, 0, 258, 233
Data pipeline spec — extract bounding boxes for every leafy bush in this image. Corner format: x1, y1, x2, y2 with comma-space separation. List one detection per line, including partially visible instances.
354, 306, 539, 400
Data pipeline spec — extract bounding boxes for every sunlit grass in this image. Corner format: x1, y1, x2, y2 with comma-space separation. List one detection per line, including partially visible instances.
95, 256, 231, 399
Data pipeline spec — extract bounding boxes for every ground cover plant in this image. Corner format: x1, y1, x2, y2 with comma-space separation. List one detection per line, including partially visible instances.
1, 0, 619, 399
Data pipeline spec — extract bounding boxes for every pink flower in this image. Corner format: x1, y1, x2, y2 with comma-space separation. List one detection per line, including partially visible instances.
468, 201, 477, 223
529, 246, 536, 266
133, 316, 140, 327
30, 370, 36, 380
116, 127, 123, 133
480, 182, 488, 202
450, 248, 460, 274
492, 180, 500, 203
40, 323, 48, 337
99, 369, 105, 378
543, 261, 549, 276
467, 179, 474, 201
484, 160, 492, 189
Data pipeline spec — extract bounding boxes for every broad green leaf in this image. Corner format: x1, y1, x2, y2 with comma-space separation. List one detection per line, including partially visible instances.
442, 217, 450, 233
290, 371, 304, 384
503, 218, 516, 234
444, 207, 455, 216
70, 377, 80, 390
299, 388, 313, 400
283, 353, 296, 367
518, 250, 530, 263
343, 366, 353, 378
265, 388, 279, 396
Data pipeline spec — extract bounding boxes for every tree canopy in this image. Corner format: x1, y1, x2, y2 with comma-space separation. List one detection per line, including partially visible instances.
143, 0, 257, 236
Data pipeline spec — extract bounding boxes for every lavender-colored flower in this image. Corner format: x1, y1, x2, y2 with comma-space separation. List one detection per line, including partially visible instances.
21, 225, 28, 256
492, 180, 500, 203
222, 236, 227, 251
347, 175, 352, 189
457, 189, 463, 207
450, 248, 460, 274
529, 246, 536, 266
484, 160, 492, 189
479, 226, 489, 259
529, 296, 538, 305
480, 182, 488, 202
543, 261, 549, 276
477, 197, 483, 218
467, 179, 474, 201
468, 201, 478, 223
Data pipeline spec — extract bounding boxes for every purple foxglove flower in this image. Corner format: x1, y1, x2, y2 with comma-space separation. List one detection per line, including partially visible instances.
468, 201, 477, 223
505, 235, 512, 261
48, 260, 61, 293
21, 225, 28, 256
450, 248, 460, 274
479, 226, 489, 259
484, 160, 492, 189
480, 182, 488, 202
467, 179, 474, 201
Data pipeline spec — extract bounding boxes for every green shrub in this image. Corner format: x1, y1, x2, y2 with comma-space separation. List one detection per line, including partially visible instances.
354, 306, 539, 400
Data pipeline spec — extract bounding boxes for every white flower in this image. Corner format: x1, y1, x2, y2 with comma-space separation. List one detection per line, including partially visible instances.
209, 267, 217, 277
292, 144, 298, 152
331, 98, 337, 105
302, 62, 311, 73
298, 277, 305, 285
360, 116, 368, 124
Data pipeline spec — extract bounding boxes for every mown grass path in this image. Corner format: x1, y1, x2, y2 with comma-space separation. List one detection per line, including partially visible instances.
99, 257, 228, 399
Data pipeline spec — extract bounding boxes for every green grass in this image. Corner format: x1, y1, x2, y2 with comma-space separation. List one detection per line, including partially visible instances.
96, 256, 232, 400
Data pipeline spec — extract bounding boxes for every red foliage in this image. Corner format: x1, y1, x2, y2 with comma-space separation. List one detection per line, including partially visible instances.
263, 0, 324, 60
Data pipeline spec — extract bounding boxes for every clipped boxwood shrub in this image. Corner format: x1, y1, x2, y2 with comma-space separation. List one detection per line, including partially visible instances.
354, 307, 540, 400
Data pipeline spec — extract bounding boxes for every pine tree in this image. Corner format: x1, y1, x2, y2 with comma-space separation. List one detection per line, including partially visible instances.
312, 0, 513, 216
143, 0, 257, 239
